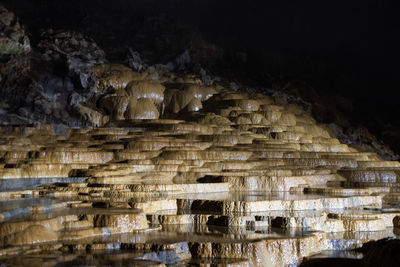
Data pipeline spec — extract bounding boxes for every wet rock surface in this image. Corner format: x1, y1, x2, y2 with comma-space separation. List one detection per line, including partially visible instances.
0, 5, 399, 267
1, 84, 400, 265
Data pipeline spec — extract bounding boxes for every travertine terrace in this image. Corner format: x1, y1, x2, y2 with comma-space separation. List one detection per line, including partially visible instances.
1, 64, 400, 266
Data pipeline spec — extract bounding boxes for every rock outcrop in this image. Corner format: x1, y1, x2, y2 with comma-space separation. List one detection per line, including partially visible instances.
0, 5, 399, 266
1, 79, 400, 265
0, 5, 30, 54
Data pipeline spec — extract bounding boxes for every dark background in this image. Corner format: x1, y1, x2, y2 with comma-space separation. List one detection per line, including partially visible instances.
2, 0, 400, 148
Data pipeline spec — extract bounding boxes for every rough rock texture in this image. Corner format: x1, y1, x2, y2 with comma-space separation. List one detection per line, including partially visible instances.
0, 4, 396, 161
0, 83, 400, 265
38, 29, 105, 62
0, 6, 400, 267
0, 6, 30, 54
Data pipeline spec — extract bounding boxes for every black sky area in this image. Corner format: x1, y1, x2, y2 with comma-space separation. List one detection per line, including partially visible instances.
2, 0, 400, 126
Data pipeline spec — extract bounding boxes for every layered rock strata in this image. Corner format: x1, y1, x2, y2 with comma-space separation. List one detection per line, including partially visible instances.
0, 68, 400, 266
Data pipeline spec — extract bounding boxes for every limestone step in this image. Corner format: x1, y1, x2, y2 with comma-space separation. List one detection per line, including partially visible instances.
339, 169, 400, 185
177, 193, 382, 213
328, 210, 400, 227
126, 139, 212, 151
149, 209, 386, 233
85, 172, 179, 184
1, 81, 400, 266
159, 150, 253, 161
106, 182, 230, 195
148, 213, 269, 228
0, 164, 90, 179
304, 186, 391, 196
0, 199, 76, 222
357, 160, 400, 169
225, 174, 344, 192
30, 151, 114, 164
283, 158, 357, 168
325, 228, 397, 250
114, 151, 161, 160
41, 181, 230, 197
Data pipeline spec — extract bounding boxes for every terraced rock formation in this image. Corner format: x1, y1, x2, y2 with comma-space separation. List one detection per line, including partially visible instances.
0, 64, 400, 266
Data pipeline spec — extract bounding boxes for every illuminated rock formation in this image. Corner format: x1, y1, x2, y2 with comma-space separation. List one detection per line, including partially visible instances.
0, 66, 400, 266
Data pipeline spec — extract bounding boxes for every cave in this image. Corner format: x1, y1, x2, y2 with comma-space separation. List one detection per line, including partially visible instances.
0, 1, 399, 266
